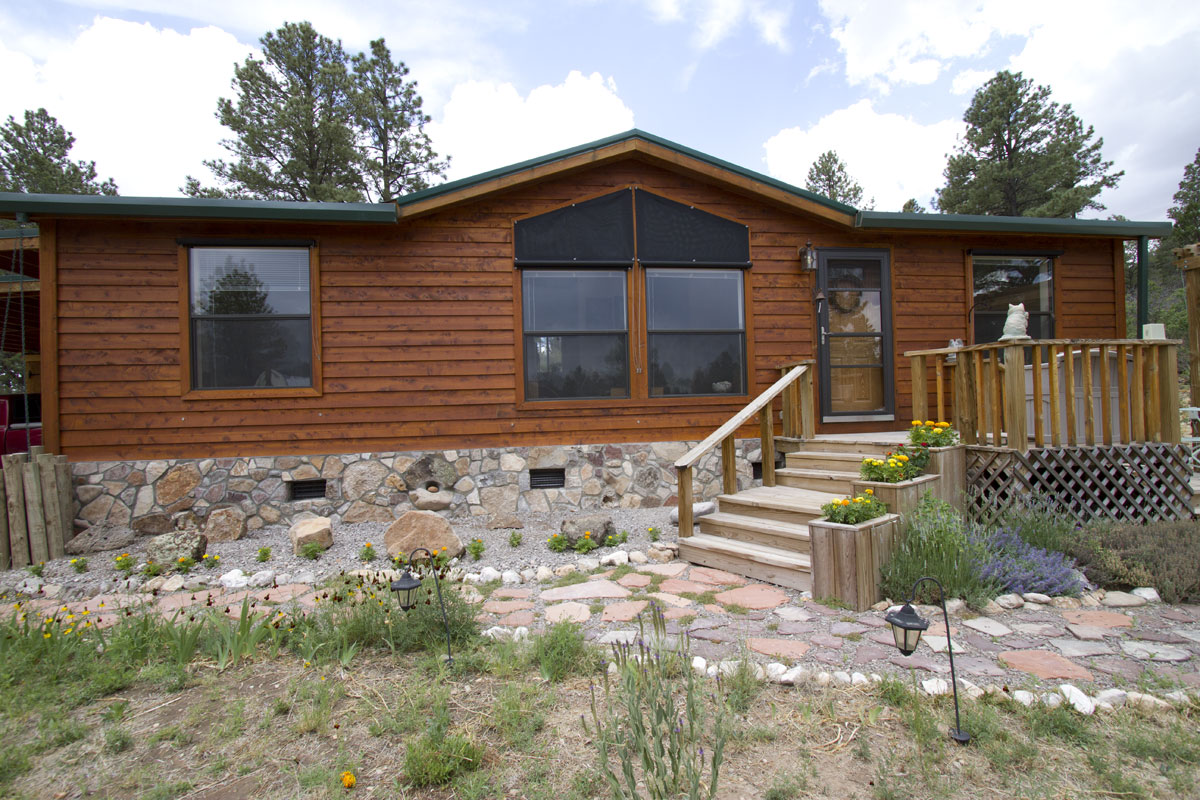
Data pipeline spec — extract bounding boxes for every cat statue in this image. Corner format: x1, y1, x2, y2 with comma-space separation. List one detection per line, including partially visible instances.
998, 303, 1031, 341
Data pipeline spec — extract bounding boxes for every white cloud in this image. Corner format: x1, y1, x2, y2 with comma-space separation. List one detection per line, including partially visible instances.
637, 0, 793, 51
950, 69, 992, 96
428, 71, 636, 181
763, 99, 962, 211
805, 60, 837, 84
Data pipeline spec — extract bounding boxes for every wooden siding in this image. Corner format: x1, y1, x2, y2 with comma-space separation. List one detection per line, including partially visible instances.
47, 160, 1124, 460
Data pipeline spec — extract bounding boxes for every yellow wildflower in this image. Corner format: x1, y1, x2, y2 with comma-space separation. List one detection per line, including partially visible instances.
911, 420, 920, 426
341, 771, 356, 789
853, 497, 863, 503
865, 489, 874, 495
925, 420, 935, 426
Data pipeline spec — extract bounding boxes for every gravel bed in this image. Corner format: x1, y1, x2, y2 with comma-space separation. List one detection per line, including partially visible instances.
0, 507, 679, 599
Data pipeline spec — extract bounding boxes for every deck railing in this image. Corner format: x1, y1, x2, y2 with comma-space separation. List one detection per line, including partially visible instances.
906, 340, 1182, 451
674, 361, 814, 533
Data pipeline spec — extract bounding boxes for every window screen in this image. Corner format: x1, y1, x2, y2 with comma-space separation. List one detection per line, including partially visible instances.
646, 269, 745, 396
190, 247, 313, 390
973, 255, 1053, 343
514, 189, 634, 264
635, 190, 750, 265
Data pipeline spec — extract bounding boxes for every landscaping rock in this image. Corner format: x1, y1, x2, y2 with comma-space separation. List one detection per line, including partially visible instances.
65, 525, 135, 555
668, 501, 717, 525
1094, 688, 1127, 708
1058, 684, 1095, 715
1049, 596, 1082, 610
1022, 592, 1051, 604
560, 514, 614, 546
1131, 587, 1161, 603
1011, 690, 1035, 706
995, 593, 1024, 610
1101, 591, 1147, 608
383, 510, 463, 559
219, 569, 248, 590
479, 567, 502, 583
15, 576, 42, 595
1126, 691, 1172, 710
922, 678, 950, 696
131, 513, 174, 536
290, 517, 334, 556
501, 570, 522, 585
599, 550, 629, 567
411, 487, 452, 511
534, 566, 554, 582
248, 570, 275, 588
204, 506, 247, 542
145, 530, 207, 565
628, 550, 648, 564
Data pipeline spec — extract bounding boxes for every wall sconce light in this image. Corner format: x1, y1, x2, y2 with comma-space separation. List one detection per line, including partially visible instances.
801, 241, 817, 272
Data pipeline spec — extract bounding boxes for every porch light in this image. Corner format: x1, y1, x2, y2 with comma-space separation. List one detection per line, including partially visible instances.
884, 576, 970, 745
802, 241, 817, 271
390, 547, 455, 666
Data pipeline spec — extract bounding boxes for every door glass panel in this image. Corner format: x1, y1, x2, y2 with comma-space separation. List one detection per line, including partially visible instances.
828, 336, 883, 366
827, 290, 881, 333
829, 366, 885, 413
827, 260, 881, 289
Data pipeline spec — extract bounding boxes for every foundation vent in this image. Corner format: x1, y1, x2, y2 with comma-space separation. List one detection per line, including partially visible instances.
529, 468, 566, 489
289, 479, 327, 501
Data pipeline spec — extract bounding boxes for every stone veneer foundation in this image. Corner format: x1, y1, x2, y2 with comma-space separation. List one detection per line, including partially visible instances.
69, 439, 760, 535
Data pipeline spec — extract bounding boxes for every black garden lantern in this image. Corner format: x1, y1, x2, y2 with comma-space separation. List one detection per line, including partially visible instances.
884, 576, 970, 745
390, 547, 454, 666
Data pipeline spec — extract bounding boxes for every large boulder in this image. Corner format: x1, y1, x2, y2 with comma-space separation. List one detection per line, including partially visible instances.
65, 525, 136, 555
132, 513, 174, 536
401, 454, 459, 494
384, 510, 463, 560
340, 461, 390, 501
411, 487, 452, 511
289, 517, 334, 556
155, 463, 202, 506
145, 530, 207, 565
204, 506, 247, 542
560, 513, 615, 546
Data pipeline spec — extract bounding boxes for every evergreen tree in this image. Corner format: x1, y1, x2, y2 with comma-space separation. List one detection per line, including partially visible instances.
0, 108, 117, 195
1168, 146, 1200, 243
351, 39, 447, 201
936, 71, 1122, 217
901, 198, 926, 213
805, 150, 871, 208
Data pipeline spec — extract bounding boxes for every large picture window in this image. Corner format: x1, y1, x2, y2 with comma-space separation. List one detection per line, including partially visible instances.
972, 254, 1054, 343
189, 247, 313, 390
646, 269, 745, 395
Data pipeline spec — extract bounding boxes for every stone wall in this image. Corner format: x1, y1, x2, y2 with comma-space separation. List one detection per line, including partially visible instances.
69, 439, 761, 534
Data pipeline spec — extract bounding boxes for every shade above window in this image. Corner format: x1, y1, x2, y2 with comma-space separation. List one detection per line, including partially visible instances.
514, 189, 634, 264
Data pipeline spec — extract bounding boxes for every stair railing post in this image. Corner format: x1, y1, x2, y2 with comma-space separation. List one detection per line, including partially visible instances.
910, 354, 928, 422
721, 435, 738, 495
1003, 345, 1028, 452
799, 366, 815, 440
953, 350, 978, 444
676, 466, 693, 536
759, 406, 776, 487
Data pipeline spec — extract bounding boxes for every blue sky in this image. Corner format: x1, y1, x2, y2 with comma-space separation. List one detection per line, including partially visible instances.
1, 1, 1197, 220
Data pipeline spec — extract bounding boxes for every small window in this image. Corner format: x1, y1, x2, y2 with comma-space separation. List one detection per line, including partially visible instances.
529, 468, 566, 489
522, 270, 629, 400
189, 247, 313, 390
973, 255, 1053, 343
646, 269, 745, 396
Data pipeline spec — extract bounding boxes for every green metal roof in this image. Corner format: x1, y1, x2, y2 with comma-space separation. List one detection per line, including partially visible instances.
0, 193, 397, 223
856, 210, 1172, 238
394, 128, 861, 217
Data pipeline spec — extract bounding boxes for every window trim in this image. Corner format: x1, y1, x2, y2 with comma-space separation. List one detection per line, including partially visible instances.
968, 252, 1056, 345
512, 187, 754, 407
178, 241, 323, 400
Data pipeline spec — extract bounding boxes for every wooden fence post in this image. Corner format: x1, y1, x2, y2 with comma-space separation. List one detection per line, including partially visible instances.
1160, 344, 1181, 443
3, 455, 29, 568
953, 351, 978, 444
1003, 345, 1027, 451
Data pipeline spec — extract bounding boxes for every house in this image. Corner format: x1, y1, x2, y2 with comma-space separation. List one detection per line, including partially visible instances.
0, 130, 1178, 569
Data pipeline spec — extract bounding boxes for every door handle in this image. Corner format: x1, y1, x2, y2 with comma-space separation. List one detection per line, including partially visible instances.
820, 326, 828, 346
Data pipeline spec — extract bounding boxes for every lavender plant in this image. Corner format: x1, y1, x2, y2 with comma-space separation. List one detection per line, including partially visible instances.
972, 527, 1083, 597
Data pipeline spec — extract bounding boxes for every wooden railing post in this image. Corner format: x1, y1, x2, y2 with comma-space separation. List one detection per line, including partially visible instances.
1146, 344, 1162, 442
1116, 344, 1130, 443
721, 435, 738, 495
759, 407, 776, 486
1063, 346, 1078, 445
1048, 344, 1062, 446
677, 466, 693, 536
953, 350, 978, 444
799, 367, 815, 439
1031, 345, 1044, 447
1003, 345, 1027, 451
1131, 345, 1146, 442
910, 355, 928, 422
1160, 344, 1181, 443
934, 355, 946, 422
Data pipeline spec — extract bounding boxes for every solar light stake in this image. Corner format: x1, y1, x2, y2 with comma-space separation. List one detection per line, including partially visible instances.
391, 547, 454, 667
884, 576, 970, 745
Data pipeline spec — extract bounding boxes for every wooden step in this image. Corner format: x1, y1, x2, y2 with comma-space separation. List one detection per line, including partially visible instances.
697, 511, 811, 554
774, 467, 858, 494
785, 450, 872, 472
790, 436, 910, 455
715, 485, 836, 524
678, 533, 812, 591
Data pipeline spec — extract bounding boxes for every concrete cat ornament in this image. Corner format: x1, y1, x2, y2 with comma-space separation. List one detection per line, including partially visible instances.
998, 302, 1031, 341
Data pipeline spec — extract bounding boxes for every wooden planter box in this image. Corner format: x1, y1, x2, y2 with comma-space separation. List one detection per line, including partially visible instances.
809, 513, 901, 612
851, 473, 941, 518
923, 444, 966, 512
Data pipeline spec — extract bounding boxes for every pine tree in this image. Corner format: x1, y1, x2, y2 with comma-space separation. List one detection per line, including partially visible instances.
805, 150, 869, 207
901, 198, 926, 213
1168, 147, 1200, 244
351, 39, 448, 201
935, 71, 1122, 217
0, 108, 117, 195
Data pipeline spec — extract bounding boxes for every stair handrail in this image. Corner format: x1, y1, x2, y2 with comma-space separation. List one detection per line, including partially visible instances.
674, 361, 814, 535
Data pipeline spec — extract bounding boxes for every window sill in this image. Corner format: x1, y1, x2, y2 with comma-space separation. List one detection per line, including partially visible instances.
182, 387, 321, 401
516, 394, 748, 412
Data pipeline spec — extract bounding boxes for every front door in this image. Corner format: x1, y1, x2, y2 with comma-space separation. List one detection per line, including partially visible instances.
817, 249, 894, 422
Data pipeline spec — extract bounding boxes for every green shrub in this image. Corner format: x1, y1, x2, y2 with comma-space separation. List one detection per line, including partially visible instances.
507, 530, 522, 548
403, 696, 483, 787
998, 496, 1078, 553
573, 532, 599, 554
547, 533, 568, 553
532, 622, 592, 682
69, 557, 88, 574
466, 538, 485, 561
299, 542, 324, 560
879, 495, 996, 605
1071, 519, 1200, 603
256, 547, 271, 562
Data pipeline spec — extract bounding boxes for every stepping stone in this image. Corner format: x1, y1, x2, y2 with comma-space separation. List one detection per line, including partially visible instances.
545, 602, 590, 624
1161, 608, 1194, 623
497, 610, 535, 627
959, 632, 1005, 653
1050, 638, 1111, 658
603, 601, 648, 623
853, 645, 890, 664
963, 617, 1012, 637
1174, 629, 1200, 645
637, 563, 688, 577
1011, 622, 1063, 636
714, 584, 788, 610
540, 579, 630, 602
812, 650, 843, 666
868, 630, 898, 647
998, 637, 1041, 650
809, 633, 842, 650
954, 656, 1006, 677
1091, 658, 1147, 681
492, 587, 532, 599
1102, 591, 1147, 608
806, 602, 844, 616
482, 599, 534, 614
688, 617, 726, 632
689, 567, 747, 586
649, 592, 692, 608
748, 638, 811, 660
999, 650, 1093, 681
775, 606, 814, 622
257, 584, 311, 604
598, 630, 637, 645
617, 573, 652, 589
588, 570, 615, 580
1130, 630, 1189, 644
922, 636, 966, 654
859, 615, 888, 628
1121, 641, 1192, 662
830, 622, 870, 637
777, 622, 815, 635
1067, 624, 1109, 641
890, 654, 949, 674
663, 607, 695, 620
1062, 610, 1132, 629
659, 579, 710, 595
703, 604, 727, 614
690, 627, 738, 643
927, 622, 958, 637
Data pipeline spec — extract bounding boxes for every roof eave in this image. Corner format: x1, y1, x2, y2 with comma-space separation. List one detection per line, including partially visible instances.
856, 211, 1173, 238
0, 193, 398, 224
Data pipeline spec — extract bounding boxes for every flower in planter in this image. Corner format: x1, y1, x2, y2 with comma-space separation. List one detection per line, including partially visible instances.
821, 493, 888, 524
909, 420, 959, 448
860, 445, 927, 482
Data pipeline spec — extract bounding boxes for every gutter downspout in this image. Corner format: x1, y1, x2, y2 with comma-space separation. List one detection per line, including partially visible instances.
1136, 235, 1149, 338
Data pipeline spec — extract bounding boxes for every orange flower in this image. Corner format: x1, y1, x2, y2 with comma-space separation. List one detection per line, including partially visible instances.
340, 771, 356, 788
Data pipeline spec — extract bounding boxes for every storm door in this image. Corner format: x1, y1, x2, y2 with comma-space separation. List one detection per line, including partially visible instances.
816, 249, 894, 421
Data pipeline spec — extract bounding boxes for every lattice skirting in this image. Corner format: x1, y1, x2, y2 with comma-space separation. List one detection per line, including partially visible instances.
966, 444, 1195, 525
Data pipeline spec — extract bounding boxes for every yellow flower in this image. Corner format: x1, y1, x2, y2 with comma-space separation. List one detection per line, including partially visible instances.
911, 420, 920, 426
365, 542, 373, 547
897, 455, 908, 462
865, 489, 874, 495
840, 499, 850, 506
178, 557, 186, 563
925, 420, 935, 426
43, 632, 51, 639
853, 497, 863, 504
341, 771, 356, 789
937, 421, 951, 428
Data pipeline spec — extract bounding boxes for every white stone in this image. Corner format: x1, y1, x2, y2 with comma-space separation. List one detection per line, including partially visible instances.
1022, 592, 1051, 604
775, 606, 814, 622
706, 666, 718, 678
160, 575, 185, 593
780, 666, 809, 685
1102, 591, 1148, 608
1164, 691, 1190, 706
832, 671, 852, 686
922, 635, 967, 654
963, 617, 1012, 637
535, 566, 554, 582
479, 567, 502, 583
995, 593, 1024, 610
1058, 684, 1095, 715
577, 557, 600, 571
922, 678, 950, 696
183, 577, 208, 591
599, 630, 637, 645
1094, 688, 1127, 708
553, 564, 577, 577
219, 569, 248, 590
1120, 640, 1192, 662
248, 570, 275, 588
15, 577, 43, 595
959, 679, 984, 700
766, 662, 788, 682
1012, 690, 1036, 707
1126, 691, 1172, 710
1040, 693, 1064, 708
815, 672, 832, 686
871, 674, 883, 684
520, 568, 536, 582
944, 598, 966, 615
500, 570, 522, 585
628, 550, 648, 564
1131, 587, 1161, 603
851, 672, 870, 687
463, 572, 483, 585
499, 453, 526, 471
293, 570, 316, 584
668, 501, 717, 525
692, 656, 708, 675
482, 626, 513, 641
599, 550, 629, 567
512, 626, 530, 643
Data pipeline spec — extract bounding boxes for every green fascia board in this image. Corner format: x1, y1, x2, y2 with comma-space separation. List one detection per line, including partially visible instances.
0, 193, 397, 224
394, 128, 860, 217
856, 210, 1173, 238
0, 226, 38, 239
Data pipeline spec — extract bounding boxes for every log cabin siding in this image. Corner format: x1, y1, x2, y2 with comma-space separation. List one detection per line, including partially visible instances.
47, 159, 1125, 461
